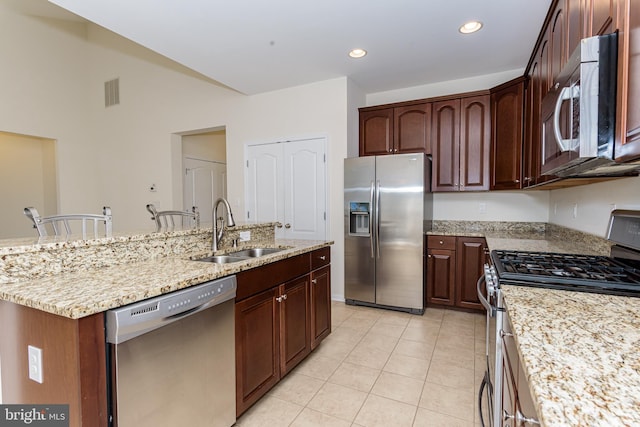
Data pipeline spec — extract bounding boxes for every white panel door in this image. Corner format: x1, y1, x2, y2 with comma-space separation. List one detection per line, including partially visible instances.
283, 139, 326, 240
245, 145, 284, 224
245, 137, 326, 240
184, 157, 227, 226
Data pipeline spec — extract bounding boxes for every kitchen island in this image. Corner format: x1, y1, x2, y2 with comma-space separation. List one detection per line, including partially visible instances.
0, 223, 333, 427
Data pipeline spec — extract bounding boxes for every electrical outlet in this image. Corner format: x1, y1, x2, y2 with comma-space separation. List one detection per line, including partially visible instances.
239, 231, 251, 242
28, 345, 43, 384
479, 203, 486, 214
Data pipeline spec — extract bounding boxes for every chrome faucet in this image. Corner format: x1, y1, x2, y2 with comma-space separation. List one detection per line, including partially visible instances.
212, 198, 236, 252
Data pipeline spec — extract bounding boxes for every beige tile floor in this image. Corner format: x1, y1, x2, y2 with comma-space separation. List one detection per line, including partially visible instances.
236, 301, 487, 427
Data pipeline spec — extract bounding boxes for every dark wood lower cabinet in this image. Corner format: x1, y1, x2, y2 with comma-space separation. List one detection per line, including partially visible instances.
235, 287, 280, 415
280, 276, 311, 376
235, 248, 331, 417
426, 235, 486, 311
310, 265, 331, 349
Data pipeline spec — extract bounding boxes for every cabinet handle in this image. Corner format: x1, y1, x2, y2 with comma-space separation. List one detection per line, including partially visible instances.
524, 177, 531, 182
312, 279, 317, 284
500, 330, 514, 339
319, 255, 326, 260
276, 296, 283, 303
439, 240, 444, 245
283, 294, 287, 300
428, 254, 432, 258
514, 179, 520, 184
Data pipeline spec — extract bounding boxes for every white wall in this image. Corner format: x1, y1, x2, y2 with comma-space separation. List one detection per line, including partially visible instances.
0, 4, 99, 214
366, 69, 524, 106
548, 176, 640, 237
182, 131, 226, 163
433, 191, 550, 222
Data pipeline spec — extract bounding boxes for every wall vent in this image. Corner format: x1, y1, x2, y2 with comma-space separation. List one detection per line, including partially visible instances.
104, 78, 120, 107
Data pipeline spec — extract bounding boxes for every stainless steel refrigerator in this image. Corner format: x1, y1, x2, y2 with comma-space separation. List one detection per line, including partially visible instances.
344, 153, 433, 314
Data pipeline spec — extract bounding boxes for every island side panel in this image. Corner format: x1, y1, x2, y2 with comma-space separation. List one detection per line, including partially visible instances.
0, 300, 107, 427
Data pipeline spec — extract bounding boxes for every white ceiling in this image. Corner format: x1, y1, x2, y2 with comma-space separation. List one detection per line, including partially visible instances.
27, 0, 552, 95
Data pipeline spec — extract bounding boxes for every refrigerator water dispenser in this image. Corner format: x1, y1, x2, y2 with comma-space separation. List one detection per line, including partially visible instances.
349, 202, 370, 236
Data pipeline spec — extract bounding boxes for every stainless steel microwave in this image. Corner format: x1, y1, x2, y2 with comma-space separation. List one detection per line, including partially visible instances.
540, 32, 640, 177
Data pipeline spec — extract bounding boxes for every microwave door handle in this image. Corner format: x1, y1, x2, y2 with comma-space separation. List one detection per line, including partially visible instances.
553, 85, 579, 152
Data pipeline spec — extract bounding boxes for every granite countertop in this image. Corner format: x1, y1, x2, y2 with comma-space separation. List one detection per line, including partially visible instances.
502, 286, 640, 426
0, 239, 331, 319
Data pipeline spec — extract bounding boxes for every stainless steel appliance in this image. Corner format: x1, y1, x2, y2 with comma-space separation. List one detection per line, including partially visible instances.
344, 153, 433, 314
106, 276, 237, 427
478, 210, 640, 427
540, 32, 640, 178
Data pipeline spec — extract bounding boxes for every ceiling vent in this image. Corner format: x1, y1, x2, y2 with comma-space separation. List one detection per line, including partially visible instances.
104, 78, 120, 107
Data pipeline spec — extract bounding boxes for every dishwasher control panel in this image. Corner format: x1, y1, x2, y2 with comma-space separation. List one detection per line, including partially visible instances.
106, 275, 237, 344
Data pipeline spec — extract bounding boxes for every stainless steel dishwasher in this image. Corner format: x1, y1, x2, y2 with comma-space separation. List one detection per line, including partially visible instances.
105, 275, 236, 427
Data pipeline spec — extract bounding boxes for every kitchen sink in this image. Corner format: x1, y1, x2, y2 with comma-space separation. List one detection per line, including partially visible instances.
196, 255, 249, 264
228, 247, 285, 258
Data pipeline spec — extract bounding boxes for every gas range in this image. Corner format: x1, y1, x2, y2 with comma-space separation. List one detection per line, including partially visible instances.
490, 249, 640, 297
487, 210, 640, 297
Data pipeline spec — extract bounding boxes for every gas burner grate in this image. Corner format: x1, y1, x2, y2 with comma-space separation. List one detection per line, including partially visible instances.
490, 250, 640, 295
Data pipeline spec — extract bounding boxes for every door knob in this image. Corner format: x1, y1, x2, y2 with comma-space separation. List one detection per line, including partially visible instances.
276, 222, 283, 228
285, 223, 291, 229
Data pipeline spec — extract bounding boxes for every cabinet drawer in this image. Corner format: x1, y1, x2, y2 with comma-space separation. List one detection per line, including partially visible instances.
427, 235, 456, 250
236, 253, 310, 301
311, 247, 331, 270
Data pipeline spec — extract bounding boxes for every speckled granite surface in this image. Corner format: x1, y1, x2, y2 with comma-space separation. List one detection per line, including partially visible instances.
0, 222, 332, 319
430, 220, 611, 256
502, 286, 640, 427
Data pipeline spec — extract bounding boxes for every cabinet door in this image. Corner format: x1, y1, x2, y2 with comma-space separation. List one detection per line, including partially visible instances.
431, 99, 461, 191
235, 287, 280, 416
490, 79, 524, 191
394, 103, 432, 154
279, 276, 311, 376
310, 265, 331, 349
360, 108, 394, 156
455, 237, 487, 311
426, 248, 456, 306
550, 4, 567, 84
616, 0, 640, 161
523, 69, 538, 187
567, 0, 584, 56
460, 95, 491, 191
589, 0, 617, 35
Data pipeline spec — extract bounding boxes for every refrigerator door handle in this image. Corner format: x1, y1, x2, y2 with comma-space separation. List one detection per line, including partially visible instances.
369, 180, 375, 259
375, 179, 381, 258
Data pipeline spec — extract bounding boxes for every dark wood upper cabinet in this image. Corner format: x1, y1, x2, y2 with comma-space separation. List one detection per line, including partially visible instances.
568, 0, 584, 55
431, 99, 461, 191
431, 95, 490, 192
550, 4, 567, 85
359, 103, 431, 156
490, 78, 524, 190
394, 103, 432, 154
460, 96, 491, 191
615, 0, 640, 161
359, 108, 393, 156
589, 0, 618, 35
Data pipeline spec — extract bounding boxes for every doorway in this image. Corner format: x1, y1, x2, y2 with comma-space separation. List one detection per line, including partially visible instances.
0, 131, 57, 239
181, 129, 227, 227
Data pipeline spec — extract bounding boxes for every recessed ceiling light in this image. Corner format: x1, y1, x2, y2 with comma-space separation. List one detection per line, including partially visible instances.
459, 20, 483, 34
349, 48, 367, 58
